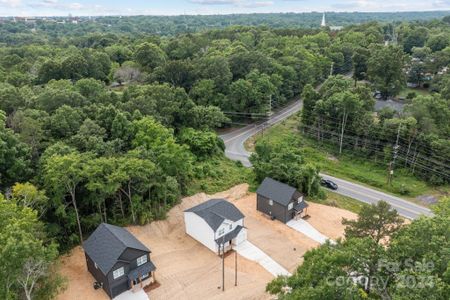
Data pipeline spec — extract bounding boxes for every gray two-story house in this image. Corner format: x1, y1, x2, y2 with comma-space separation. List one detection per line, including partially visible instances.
256, 177, 308, 223
83, 223, 156, 299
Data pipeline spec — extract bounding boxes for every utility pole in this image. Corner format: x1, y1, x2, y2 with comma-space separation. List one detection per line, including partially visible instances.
221, 235, 225, 292
269, 94, 272, 116
388, 124, 401, 185
234, 249, 237, 286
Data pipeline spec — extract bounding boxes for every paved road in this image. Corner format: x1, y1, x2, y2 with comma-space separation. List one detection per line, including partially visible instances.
221, 100, 303, 167
219, 101, 432, 220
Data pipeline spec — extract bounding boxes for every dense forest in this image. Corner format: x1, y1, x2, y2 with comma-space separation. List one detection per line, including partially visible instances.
0, 12, 449, 299
1, 11, 450, 41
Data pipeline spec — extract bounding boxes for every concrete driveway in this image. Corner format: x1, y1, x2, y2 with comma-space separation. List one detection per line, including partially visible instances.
286, 219, 333, 244
113, 289, 149, 300
234, 241, 291, 277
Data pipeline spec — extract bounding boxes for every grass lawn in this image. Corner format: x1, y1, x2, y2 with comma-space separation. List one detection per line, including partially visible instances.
246, 113, 449, 204
398, 87, 430, 98
311, 191, 369, 214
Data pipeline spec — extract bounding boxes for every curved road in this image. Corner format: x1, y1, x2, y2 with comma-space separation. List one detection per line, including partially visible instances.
219, 100, 432, 220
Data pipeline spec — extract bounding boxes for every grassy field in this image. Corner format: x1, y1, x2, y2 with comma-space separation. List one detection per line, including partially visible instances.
398, 87, 430, 98
246, 113, 449, 204
314, 191, 368, 214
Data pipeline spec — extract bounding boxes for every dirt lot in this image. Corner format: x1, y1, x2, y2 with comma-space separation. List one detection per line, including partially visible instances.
56, 184, 356, 300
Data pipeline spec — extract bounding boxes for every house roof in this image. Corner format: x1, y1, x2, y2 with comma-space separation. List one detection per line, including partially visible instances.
184, 199, 245, 231
294, 201, 309, 212
127, 261, 156, 281
256, 177, 300, 206
215, 225, 244, 245
83, 223, 150, 275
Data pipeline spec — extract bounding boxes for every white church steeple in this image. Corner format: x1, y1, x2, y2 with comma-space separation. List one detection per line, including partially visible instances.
321, 12, 326, 27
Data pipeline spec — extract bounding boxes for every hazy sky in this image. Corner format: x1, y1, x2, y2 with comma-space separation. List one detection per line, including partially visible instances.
1, 0, 450, 16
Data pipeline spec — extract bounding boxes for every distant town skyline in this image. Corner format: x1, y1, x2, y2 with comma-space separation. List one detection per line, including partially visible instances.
1, 0, 449, 17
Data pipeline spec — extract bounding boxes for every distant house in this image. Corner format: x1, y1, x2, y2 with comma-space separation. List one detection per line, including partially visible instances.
256, 177, 308, 223
83, 223, 156, 299
184, 199, 247, 254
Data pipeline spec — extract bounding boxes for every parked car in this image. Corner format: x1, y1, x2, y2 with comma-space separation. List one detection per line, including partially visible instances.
320, 179, 338, 190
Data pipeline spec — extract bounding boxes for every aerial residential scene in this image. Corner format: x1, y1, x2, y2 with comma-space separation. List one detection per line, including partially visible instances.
1, 0, 449, 299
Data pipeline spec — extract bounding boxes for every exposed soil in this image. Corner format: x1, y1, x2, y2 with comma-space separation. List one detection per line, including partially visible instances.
56, 184, 356, 300
305, 202, 357, 240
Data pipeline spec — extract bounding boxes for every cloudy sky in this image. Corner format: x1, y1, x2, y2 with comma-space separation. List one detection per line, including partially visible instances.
1, 0, 449, 16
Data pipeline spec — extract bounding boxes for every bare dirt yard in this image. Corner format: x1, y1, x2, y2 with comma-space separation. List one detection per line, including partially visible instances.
56, 184, 356, 300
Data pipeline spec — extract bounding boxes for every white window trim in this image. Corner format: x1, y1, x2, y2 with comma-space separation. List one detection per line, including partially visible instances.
288, 202, 294, 210
218, 228, 225, 236
298, 196, 304, 203
113, 267, 124, 280
269, 199, 273, 206
137, 254, 148, 267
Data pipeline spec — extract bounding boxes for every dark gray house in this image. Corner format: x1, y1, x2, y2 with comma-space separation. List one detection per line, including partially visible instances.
83, 223, 156, 299
256, 177, 308, 223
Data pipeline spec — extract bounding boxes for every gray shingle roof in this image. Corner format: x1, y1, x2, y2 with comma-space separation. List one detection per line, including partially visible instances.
184, 199, 245, 231
215, 225, 244, 245
83, 223, 150, 275
294, 201, 309, 212
127, 261, 156, 281
256, 177, 298, 206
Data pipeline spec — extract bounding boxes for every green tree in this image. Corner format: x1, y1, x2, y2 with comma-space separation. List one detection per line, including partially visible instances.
12, 182, 48, 218
343, 201, 403, 244
132, 117, 193, 191
368, 45, 405, 99
301, 84, 320, 126
352, 47, 370, 83
110, 154, 157, 223
250, 141, 323, 198
105, 45, 132, 65
134, 42, 166, 70
0, 197, 62, 300
0, 110, 31, 189
43, 152, 89, 244
47, 105, 84, 138
178, 128, 222, 158
61, 52, 88, 81
426, 33, 450, 52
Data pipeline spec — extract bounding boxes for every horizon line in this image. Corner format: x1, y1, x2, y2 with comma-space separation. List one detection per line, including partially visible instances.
1, 9, 450, 18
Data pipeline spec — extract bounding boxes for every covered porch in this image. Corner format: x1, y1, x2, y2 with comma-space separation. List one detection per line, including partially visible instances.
215, 225, 246, 254
128, 261, 156, 292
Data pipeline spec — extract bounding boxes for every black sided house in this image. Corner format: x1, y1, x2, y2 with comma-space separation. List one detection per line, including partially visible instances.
83, 223, 156, 299
256, 177, 308, 223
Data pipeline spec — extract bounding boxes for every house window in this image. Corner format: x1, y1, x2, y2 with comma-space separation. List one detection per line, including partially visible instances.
137, 255, 147, 266
113, 267, 124, 280
298, 196, 304, 203
269, 199, 273, 206
94, 262, 98, 269
288, 203, 293, 210
218, 228, 225, 236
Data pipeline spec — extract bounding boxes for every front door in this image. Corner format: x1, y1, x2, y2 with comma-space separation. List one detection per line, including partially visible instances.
132, 273, 150, 286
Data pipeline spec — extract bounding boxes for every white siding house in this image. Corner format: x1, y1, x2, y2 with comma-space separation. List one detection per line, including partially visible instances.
184, 199, 247, 254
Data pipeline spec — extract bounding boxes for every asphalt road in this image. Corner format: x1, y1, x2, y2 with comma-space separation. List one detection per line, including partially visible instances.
219, 100, 433, 220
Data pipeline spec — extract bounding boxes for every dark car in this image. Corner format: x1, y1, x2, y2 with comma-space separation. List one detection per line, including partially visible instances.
320, 179, 338, 190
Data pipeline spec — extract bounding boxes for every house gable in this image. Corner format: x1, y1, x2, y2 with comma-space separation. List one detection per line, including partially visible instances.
184, 211, 217, 252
